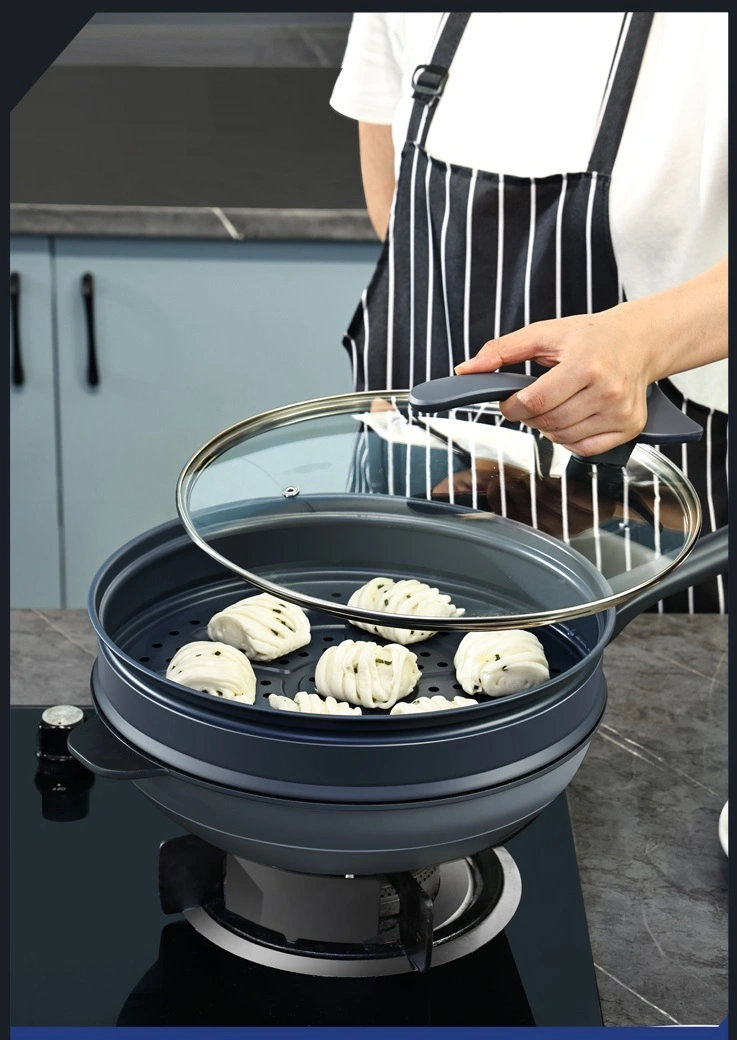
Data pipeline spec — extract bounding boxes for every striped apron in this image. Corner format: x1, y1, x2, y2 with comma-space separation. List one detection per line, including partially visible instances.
343, 12, 727, 613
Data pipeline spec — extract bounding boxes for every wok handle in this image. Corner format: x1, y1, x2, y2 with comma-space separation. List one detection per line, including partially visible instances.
408, 375, 702, 466
67, 711, 167, 779
611, 526, 729, 640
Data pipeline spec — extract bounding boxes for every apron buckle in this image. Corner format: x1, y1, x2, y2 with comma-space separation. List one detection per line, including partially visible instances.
412, 64, 449, 99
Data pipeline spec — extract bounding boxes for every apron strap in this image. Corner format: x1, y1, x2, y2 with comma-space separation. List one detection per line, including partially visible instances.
405, 12, 472, 147
588, 12, 654, 175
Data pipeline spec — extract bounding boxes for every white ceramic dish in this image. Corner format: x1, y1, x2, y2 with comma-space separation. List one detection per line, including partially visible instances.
719, 801, 728, 856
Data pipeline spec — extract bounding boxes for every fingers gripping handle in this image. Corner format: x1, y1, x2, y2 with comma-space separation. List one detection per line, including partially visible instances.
408, 375, 702, 466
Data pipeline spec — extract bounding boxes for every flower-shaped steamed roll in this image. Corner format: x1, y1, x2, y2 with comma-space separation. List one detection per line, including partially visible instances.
315, 639, 421, 709
166, 641, 256, 703
390, 695, 478, 715
268, 692, 362, 716
207, 593, 310, 662
347, 577, 465, 645
454, 631, 550, 697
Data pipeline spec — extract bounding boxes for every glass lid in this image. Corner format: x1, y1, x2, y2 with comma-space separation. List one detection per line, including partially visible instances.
176, 381, 702, 631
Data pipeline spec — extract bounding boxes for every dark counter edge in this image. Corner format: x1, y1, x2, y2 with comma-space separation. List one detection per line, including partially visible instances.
10, 203, 377, 242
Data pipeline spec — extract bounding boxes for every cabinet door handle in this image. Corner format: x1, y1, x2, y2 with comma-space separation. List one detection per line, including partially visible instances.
10, 272, 24, 387
81, 273, 100, 388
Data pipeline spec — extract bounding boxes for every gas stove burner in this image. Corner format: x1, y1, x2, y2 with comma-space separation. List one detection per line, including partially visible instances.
378, 866, 441, 933
159, 834, 521, 977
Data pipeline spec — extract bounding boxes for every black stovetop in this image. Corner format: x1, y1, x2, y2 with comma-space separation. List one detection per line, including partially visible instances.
10, 706, 602, 1027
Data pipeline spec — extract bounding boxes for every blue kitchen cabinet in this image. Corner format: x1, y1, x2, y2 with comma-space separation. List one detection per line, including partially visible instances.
53, 238, 380, 607
9, 237, 62, 607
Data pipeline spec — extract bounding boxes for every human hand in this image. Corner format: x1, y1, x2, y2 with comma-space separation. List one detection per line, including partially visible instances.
454, 306, 655, 458
370, 397, 397, 413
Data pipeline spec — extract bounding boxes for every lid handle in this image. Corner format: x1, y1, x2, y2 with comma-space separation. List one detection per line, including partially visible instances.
408, 374, 702, 466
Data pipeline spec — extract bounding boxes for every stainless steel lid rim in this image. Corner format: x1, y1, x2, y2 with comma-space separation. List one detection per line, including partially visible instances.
175, 390, 702, 629
179, 494, 625, 631
93, 643, 607, 796
95, 505, 620, 637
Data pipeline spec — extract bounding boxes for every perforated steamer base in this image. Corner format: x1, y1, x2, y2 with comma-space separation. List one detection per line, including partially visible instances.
118, 572, 585, 716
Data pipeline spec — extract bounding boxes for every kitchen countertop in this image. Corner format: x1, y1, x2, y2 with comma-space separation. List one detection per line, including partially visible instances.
10, 609, 728, 1027
9, 203, 375, 242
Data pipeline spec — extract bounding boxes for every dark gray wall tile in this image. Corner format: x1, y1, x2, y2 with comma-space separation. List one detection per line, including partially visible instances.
54, 25, 344, 69
11, 68, 365, 210
299, 28, 351, 68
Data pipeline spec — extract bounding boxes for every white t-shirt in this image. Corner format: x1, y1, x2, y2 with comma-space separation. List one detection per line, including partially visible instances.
330, 12, 728, 413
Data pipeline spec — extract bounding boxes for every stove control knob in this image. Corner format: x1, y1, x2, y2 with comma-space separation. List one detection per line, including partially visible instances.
35, 706, 94, 822
36, 705, 85, 761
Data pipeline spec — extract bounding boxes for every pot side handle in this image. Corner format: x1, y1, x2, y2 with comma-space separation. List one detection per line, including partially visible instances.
611, 526, 729, 641
67, 712, 168, 779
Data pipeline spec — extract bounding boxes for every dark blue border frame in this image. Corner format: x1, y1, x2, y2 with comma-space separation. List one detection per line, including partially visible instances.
7, 1022, 731, 1038
5, 6, 732, 1040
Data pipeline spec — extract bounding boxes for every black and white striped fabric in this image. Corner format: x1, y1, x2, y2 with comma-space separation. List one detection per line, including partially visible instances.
342, 11, 727, 613
657, 379, 728, 613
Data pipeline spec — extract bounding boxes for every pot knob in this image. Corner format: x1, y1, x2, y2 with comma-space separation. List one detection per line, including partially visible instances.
37, 705, 86, 760
35, 705, 94, 822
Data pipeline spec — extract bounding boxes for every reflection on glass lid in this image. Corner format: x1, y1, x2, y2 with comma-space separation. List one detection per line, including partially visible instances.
176, 392, 701, 631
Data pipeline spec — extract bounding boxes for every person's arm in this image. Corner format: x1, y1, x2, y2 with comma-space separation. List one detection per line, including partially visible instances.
455, 256, 728, 457
358, 122, 396, 241
329, 14, 402, 240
